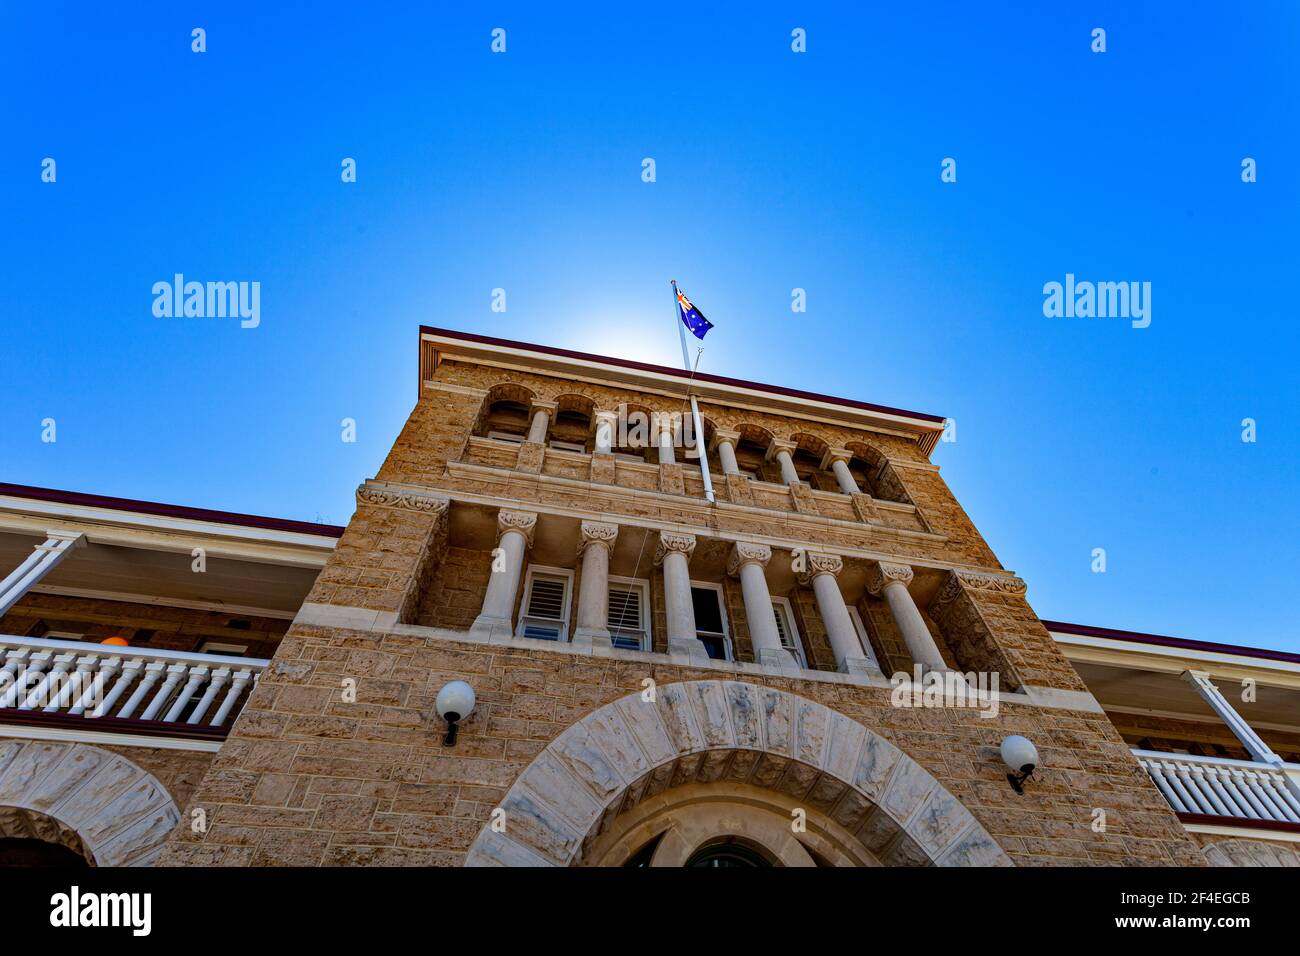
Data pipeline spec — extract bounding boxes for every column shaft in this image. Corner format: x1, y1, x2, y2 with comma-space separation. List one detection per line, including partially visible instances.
656, 416, 676, 465
810, 572, 880, 676
831, 458, 859, 495
527, 409, 550, 443
661, 551, 694, 642
717, 440, 740, 476
729, 544, 796, 669
775, 449, 799, 486
480, 530, 526, 621
573, 522, 618, 649
472, 510, 537, 641
881, 581, 948, 672
594, 412, 616, 454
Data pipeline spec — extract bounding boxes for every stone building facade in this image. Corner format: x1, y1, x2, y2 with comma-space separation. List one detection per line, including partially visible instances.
155, 327, 1207, 867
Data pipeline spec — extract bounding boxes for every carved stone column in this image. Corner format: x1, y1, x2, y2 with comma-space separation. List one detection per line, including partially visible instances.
527, 400, 557, 444
573, 521, 619, 650
867, 561, 948, 674
728, 543, 797, 670
821, 448, 859, 495
765, 438, 800, 486
711, 429, 742, 476
654, 532, 706, 659
471, 510, 537, 642
799, 553, 882, 676
654, 412, 677, 465
593, 410, 618, 455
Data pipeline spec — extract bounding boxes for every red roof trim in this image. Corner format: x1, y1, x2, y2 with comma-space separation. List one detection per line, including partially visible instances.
1176, 812, 1300, 835
419, 325, 947, 426
0, 482, 345, 538
0, 708, 230, 742
1045, 620, 1300, 666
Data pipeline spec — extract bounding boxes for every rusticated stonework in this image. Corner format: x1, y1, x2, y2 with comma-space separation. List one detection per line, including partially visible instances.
928, 569, 1035, 693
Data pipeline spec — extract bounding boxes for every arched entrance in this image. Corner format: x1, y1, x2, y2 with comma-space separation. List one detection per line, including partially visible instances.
465, 680, 1011, 867
0, 740, 181, 867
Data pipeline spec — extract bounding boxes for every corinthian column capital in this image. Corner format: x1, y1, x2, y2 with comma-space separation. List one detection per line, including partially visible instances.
654, 531, 696, 565
496, 510, 538, 549
797, 552, 843, 586
578, 521, 619, 556
866, 561, 913, 596
727, 542, 772, 576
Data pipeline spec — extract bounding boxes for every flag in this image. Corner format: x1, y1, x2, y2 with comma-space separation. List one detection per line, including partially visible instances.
676, 288, 713, 340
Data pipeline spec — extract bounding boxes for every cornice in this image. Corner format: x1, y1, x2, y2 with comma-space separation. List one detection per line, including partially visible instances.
356, 481, 451, 515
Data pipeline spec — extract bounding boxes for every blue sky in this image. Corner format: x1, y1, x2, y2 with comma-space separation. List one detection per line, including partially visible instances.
2, 4, 1297, 651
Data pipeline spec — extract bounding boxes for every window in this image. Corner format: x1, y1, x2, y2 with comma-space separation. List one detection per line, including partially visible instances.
607, 577, 649, 651
847, 607, 880, 669
488, 430, 525, 445
548, 439, 587, 453
690, 583, 731, 661
770, 597, 807, 668
199, 641, 249, 656
517, 567, 573, 641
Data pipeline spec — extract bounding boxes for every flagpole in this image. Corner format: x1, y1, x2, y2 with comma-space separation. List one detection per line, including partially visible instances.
670, 279, 716, 504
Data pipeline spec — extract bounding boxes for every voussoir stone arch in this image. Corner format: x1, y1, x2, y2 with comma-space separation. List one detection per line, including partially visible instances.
0, 740, 181, 866
482, 382, 537, 407
790, 431, 832, 459
465, 680, 1012, 867
1202, 839, 1300, 867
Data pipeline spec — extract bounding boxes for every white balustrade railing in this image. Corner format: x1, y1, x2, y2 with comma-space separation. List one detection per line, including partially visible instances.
0, 634, 266, 733
1134, 749, 1300, 825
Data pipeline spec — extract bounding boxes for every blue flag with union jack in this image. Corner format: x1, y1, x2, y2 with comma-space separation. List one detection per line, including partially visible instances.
676, 288, 713, 340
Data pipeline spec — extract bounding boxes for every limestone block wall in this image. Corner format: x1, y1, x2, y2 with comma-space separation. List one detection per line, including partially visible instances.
161, 624, 1204, 866
160, 354, 1208, 866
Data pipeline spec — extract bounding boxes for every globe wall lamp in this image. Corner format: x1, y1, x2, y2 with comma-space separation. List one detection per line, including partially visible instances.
1001, 735, 1040, 794
435, 680, 476, 747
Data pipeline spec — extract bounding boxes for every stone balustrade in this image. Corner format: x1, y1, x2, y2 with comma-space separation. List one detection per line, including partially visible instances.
461, 434, 928, 529
0, 633, 265, 737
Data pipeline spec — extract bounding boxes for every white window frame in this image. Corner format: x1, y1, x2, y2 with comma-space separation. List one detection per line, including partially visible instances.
606, 575, 650, 652
770, 596, 808, 668
548, 439, 587, 454
199, 640, 249, 656
515, 565, 575, 642
487, 430, 525, 445
847, 606, 880, 669
689, 581, 732, 662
